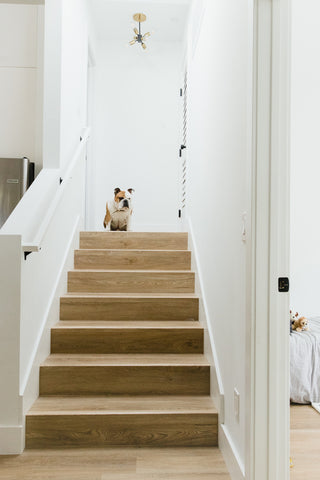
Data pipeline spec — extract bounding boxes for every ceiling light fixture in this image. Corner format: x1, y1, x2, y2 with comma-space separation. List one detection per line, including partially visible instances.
129, 13, 150, 50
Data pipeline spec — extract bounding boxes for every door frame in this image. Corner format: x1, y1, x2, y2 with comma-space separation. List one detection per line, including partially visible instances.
246, 0, 291, 479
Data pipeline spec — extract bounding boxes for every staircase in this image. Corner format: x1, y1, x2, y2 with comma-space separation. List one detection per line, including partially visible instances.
26, 232, 218, 448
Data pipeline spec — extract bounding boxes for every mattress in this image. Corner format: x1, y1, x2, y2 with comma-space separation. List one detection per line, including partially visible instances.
290, 316, 320, 404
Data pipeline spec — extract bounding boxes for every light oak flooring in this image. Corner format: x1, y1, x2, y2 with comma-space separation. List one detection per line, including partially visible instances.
291, 404, 320, 479
0, 447, 230, 480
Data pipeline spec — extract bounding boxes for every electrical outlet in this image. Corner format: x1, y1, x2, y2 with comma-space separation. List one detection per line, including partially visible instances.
234, 388, 240, 421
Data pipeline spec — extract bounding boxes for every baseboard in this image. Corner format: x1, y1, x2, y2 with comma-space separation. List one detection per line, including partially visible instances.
219, 424, 245, 480
187, 217, 224, 412
0, 426, 24, 455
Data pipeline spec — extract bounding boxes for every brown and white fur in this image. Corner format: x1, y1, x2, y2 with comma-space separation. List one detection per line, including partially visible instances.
103, 188, 134, 231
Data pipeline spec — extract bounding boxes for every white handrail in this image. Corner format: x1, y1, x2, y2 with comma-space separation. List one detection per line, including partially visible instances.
22, 127, 90, 253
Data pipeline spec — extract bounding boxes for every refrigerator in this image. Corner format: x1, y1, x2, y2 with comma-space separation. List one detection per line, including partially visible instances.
0, 157, 35, 228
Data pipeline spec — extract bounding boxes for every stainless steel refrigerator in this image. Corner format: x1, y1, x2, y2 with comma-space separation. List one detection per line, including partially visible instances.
0, 157, 34, 228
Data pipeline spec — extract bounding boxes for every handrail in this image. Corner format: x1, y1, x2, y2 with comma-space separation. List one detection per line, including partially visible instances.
22, 127, 90, 254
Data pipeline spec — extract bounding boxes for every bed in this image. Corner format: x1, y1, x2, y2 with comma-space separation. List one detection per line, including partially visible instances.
290, 316, 320, 404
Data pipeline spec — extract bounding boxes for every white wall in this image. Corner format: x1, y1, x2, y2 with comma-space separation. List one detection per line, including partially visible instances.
20, 150, 86, 400
186, 0, 252, 475
0, 0, 90, 453
90, 41, 182, 231
0, 147, 87, 454
60, 0, 88, 170
0, 3, 44, 173
42, 0, 88, 171
290, 0, 320, 317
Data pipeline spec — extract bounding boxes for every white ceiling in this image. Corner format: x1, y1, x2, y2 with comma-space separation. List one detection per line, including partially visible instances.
88, 0, 191, 43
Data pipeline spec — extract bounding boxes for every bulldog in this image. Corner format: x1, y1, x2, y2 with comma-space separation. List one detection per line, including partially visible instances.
103, 188, 134, 231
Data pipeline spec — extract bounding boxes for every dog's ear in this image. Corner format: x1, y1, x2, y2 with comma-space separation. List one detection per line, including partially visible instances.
114, 188, 121, 195
127, 188, 135, 194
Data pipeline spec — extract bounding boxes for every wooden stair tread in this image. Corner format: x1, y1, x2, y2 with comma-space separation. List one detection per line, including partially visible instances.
51, 321, 204, 354
67, 270, 195, 294
41, 353, 210, 367
69, 269, 194, 273
53, 320, 202, 328
75, 249, 191, 270
60, 294, 199, 322
80, 232, 188, 251
57, 319, 199, 324
28, 396, 217, 415
62, 292, 198, 298
76, 248, 191, 252
81, 232, 188, 237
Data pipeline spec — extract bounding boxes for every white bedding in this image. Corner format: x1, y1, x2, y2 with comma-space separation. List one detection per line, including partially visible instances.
290, 316, 320, 404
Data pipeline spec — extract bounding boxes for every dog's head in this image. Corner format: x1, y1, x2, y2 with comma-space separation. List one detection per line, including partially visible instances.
114, 187, 134, 210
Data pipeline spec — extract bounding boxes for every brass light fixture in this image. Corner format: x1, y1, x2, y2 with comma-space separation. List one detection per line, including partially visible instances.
129, 13, 151, 50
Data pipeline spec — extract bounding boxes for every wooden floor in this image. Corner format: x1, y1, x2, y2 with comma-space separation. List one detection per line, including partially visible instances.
291, 404, 320, 479
0, 447, 230, 479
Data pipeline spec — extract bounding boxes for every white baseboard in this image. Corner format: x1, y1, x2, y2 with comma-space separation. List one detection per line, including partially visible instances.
219, 425, 245, 480
0, 426, 23, 455
311, 402, 320, 414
